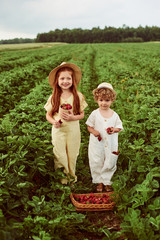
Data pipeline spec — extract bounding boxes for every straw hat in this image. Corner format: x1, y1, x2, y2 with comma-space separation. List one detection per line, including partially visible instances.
49, 62, 81, 88
93, 82, 116, 95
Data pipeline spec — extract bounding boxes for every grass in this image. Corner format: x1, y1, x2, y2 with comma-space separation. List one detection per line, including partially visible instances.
0, 42, 68, 51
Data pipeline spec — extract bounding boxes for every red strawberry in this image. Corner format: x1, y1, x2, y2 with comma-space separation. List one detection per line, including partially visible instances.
106, 127, 113, 134
74, 193, 112, 204
58, 119, 63, 124
61, 103, 72, 110
98, 136, 102, 141
112, 150, 119, 155
61, 104, 65, 108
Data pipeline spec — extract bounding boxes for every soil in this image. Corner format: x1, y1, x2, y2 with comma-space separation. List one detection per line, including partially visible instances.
87, 211, 122, 230
76, 210, 124, 240
70, 190, 125, 240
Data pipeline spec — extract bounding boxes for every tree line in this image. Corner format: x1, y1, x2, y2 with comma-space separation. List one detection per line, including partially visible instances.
1, 26, 160, 44
36, 26, 160, 43
0, 38, 34, 44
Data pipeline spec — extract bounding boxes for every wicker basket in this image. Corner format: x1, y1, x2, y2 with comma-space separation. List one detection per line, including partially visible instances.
70, 192, 116, 211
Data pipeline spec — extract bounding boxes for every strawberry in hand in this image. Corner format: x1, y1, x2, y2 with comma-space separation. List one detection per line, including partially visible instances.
112, 150, 119, 155
106, 127, 114, 134
58, 119, 63, 124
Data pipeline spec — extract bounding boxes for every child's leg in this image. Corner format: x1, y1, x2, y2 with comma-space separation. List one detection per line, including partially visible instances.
101, 150, 118, 185
101, 166, 117, 185
52, 128, 69, 181
66, 125, 81, 182
88, 142, 104, 184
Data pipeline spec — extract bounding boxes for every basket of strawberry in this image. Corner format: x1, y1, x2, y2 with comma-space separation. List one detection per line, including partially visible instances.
70, 192, 116, 211
59, 103, 72, 114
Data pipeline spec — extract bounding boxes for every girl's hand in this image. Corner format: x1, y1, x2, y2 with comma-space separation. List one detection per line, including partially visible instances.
53, 120, 62, 128
60, 111, 75, 121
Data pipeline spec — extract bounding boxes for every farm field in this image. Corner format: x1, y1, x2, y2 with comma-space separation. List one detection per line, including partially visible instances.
0, 42, 160, 240
0, 42, 67, 51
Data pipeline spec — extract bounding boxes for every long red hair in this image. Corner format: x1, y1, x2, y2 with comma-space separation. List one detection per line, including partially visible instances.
51, 67, 80, 115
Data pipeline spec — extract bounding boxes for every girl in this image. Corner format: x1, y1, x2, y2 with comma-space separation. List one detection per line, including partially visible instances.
44, 62, 88, 184
86, 82, 123, 192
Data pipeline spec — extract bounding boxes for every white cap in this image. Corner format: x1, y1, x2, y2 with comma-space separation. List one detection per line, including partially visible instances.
96, 82, 116, 94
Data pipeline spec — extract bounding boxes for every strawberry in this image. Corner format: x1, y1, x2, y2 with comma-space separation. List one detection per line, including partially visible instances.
98, 135, 102, 141
112, 150, 120, 155
74, 193, 112, 204
106, 127, 113, 134
61, 104, 66, 108
58, 119, 63, 124
61, 103, 72, 110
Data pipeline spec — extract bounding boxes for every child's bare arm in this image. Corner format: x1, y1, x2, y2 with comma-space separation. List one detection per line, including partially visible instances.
46, 112, 61, 128
107, 127, 121, 134
87, 126, 100, 137
113, 128, 121, 133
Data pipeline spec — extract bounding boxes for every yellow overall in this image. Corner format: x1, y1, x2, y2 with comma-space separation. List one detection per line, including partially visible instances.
44, 92, 87, 184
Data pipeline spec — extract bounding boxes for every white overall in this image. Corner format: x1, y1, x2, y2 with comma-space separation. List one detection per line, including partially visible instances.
86, 108, 123, 185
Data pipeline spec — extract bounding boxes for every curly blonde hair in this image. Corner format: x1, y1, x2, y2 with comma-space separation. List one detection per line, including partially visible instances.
93, 88, 116, 102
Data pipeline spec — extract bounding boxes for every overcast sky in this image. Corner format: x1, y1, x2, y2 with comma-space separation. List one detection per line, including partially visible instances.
0, 0, 160, 40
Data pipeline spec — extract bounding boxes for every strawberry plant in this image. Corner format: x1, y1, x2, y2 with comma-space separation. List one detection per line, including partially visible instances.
0, 42, 160, 240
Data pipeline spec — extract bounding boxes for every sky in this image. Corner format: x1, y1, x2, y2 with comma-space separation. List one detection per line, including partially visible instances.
0, 0, 160, 40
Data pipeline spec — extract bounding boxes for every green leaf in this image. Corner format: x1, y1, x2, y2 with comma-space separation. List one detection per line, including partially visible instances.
32, 236, 41, 240
149, 216, 160, 230
16, 182, 33, 188
148, 197, 160, 210
0, 154, 8, 160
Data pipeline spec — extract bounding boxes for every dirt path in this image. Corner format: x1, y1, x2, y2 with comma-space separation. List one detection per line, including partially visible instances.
76, 211, 124, 240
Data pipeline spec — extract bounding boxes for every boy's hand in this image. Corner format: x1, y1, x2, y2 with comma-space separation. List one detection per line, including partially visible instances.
93, 130, 100, 137
106, 127, 114, 134
106, 127, 121, 134
87, 126, 101, 140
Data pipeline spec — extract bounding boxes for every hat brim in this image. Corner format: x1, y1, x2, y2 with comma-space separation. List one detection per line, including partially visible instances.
49, 62, 81, 88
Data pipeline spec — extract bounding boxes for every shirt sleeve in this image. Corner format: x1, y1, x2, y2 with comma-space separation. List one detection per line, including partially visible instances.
85, 111, 95, 127
115, 113, 123, 130
44, 95, 52, 113
78, 92, 88, 112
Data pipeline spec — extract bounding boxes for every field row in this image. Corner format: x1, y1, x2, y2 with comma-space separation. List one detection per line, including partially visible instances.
1, 43, 160, 239
0, 44, 91, 117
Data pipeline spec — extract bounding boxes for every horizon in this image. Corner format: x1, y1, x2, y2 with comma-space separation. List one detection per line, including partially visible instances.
1, 24, 160, 41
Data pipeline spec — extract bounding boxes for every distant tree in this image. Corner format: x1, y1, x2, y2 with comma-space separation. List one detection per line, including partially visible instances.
1, 26, 160, 44
0, 38, 35, 44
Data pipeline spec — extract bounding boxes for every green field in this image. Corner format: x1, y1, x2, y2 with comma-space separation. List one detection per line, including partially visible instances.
0, 42, 160, 240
